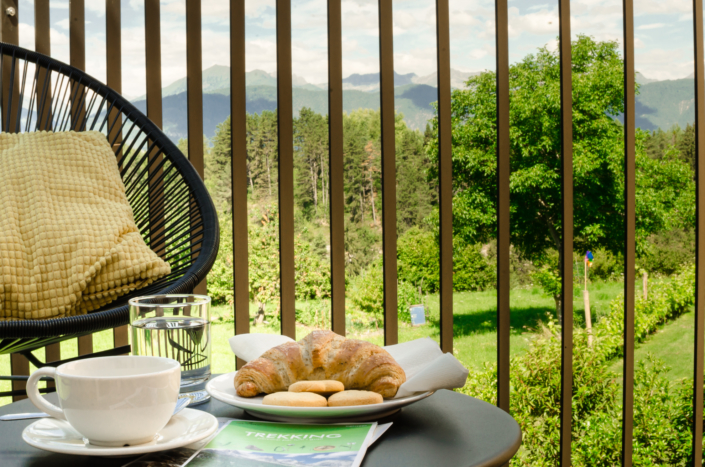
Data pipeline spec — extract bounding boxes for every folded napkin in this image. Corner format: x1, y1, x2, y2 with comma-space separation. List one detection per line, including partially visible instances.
0, 131, 171, 320
228, 334, 469, 398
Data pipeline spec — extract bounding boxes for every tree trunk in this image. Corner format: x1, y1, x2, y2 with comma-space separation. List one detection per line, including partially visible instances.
360, 190, 365, 223
255, 302, 266, 326
309, 161, 318, 212
369, 178, 377, 223
547, 221, 565, 325
248, 166, 254, 197
266, 155, 272, 197
319, 150, 327, 212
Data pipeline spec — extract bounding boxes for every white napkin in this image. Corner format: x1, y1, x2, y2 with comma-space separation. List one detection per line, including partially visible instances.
228, 334, 469, 398
228, 333, 294, 362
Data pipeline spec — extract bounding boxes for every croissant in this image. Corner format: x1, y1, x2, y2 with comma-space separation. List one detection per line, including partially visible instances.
234, 330, 406, 399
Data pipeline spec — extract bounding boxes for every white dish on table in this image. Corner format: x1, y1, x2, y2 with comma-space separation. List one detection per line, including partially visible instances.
206, 371, 434, 423
22, 408, 218, 457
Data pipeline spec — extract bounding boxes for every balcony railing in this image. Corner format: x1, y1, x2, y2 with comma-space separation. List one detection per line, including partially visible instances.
0, 0, 704, 465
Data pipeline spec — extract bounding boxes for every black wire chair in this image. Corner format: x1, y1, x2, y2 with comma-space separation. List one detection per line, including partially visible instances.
0, 43, 220, 358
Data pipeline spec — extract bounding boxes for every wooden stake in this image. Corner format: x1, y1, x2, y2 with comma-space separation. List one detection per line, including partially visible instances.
584, 259, 593, 347
584, 289, 593, 347
643, 271, 648, 300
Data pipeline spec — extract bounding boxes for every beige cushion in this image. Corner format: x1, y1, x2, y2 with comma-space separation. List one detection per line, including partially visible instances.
0, 130, 171, 320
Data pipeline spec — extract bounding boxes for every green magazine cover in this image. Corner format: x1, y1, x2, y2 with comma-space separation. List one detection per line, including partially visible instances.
184, 420, 377, 467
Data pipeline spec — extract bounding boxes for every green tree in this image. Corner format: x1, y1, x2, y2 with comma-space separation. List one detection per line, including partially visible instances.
426, 35, 694, 320
294, 107, 329, 219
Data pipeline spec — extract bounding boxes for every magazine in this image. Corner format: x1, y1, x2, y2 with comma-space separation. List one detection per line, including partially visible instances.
123, 420, 391, 467
183, 420, 380, 467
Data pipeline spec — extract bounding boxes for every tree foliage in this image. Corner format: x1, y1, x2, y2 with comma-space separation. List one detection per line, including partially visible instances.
426, 35, 695, 273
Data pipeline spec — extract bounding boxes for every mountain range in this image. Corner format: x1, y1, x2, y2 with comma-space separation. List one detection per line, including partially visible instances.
132, 65, 696, 143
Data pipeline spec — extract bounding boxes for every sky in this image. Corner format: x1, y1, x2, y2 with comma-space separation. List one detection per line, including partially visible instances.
12, 0, 702, 99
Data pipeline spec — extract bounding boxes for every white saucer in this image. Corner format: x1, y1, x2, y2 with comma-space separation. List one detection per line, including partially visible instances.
22, 408, 218, 457
206, 371, 434, 423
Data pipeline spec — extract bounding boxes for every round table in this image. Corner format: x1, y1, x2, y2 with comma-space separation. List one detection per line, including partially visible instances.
0, 389, 521, 467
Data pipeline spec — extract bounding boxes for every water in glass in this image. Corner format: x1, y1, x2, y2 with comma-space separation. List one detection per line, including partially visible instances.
129, 295, 211, 405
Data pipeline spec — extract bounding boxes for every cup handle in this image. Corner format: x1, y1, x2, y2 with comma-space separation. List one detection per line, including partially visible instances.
26, 367, 65, 420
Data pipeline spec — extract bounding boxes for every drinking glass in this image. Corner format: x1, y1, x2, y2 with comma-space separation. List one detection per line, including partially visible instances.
129, 294, 212, 405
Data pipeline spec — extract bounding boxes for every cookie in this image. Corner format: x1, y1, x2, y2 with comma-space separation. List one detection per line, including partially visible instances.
289, 380, 345, 397
262, 392, 328, 407
327, 390, 383, 407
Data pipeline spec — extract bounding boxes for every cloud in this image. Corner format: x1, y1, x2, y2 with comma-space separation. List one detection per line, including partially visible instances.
635, 0, 691, 15
49, 0, 68, 10
637, 23, 665, 30
634, 47, 694, 80
54, 18, 69, 30
507, 6, 559, 38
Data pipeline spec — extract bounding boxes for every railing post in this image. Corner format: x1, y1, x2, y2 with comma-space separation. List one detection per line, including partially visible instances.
68, 0, 93, 357
692, 0, 705, 462
558, 0, 574, 464
276, 0, 296, 339
621, 0, 636, 464
186, 0, 207, 296
34, 0, 62, 383
494, 0, 511, 413
231, 0, 249, 367
106, 0, 128, 352
328, 0, 345, 337
378, 0, 398, 346
436, 0, 453, 356
2, 0, 27, 401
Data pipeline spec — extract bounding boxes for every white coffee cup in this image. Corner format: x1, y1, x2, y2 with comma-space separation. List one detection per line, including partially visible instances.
26, 356, 180, 447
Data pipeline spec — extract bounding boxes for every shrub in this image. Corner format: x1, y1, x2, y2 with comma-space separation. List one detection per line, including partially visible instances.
396, 227, 496, 293
348, 260, 419, 324
582, 248, 623, 281
644, 229, 694, 276
397, 227, 439, 293
207, 216, 235, 305
531, 266, 562, 317
458, 264, 697, 466
453, 241, 496, 292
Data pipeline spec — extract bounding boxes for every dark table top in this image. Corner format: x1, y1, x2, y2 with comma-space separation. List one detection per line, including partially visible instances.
0, 389, 521, 467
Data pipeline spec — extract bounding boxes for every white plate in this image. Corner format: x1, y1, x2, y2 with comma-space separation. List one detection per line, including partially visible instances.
206, 372, 434, 423
22, 408, 218, 457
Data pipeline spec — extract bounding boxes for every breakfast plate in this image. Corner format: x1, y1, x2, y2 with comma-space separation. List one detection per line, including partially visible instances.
206, 371, 434, 423
22, 408, 218, 456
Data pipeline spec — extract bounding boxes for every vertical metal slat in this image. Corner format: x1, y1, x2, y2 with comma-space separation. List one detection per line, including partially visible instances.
36, 0, 61, 369
231, 0, 249, 367
436, 0, 453, 355
328, 0, 345, 336
145, 0, 162, 130
69, 0, 92, 357
186, 0, 207, 296
558, 0, 574, 464
622, 0, 636, 464
692, 0, 705, 462
35, 0, 51, 130
106, 0, 127, 351
3, 0, 26, 402
436, 0, 453, 353
276, 0, 296, 339
378, 0, 398, 346
495, 0, 511, 413
145, 0, 166, 265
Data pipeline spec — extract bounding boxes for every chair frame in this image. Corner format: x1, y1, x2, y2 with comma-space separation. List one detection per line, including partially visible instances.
0, 43, 220, 356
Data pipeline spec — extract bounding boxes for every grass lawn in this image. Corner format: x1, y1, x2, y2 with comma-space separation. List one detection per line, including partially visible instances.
0, 279, 638, 407
609, 307, 696, 381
